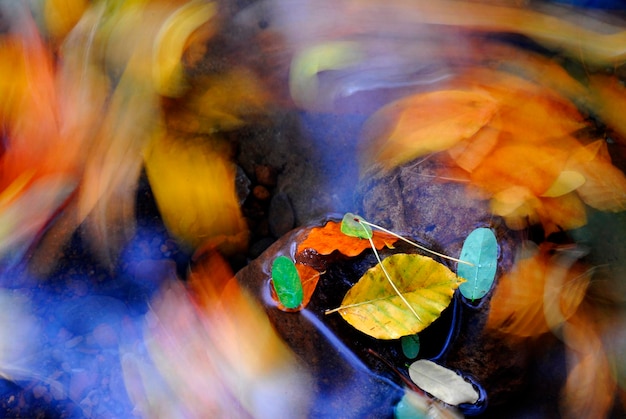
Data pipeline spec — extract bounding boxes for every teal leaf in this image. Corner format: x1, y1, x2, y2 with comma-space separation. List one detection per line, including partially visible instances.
458, 228, 498, 301
394, 392, 429, 419
271, 256, 303, 309
341, 213, 372, 239
400, 334, 420, 359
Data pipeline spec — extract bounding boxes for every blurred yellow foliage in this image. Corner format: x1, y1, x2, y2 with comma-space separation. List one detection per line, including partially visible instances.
144, 134, 248, 254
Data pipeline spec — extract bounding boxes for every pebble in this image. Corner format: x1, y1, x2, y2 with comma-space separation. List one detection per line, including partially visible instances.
255, 164, 277, 187
253, 185, 271, 200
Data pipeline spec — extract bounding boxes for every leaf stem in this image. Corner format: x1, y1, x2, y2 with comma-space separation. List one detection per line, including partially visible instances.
359, 219, 474, 267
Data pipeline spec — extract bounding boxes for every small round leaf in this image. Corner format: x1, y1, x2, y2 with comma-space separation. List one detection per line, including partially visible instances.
458, 228, 498, 301
341, 213, 373, 239
400, 334, 420, 359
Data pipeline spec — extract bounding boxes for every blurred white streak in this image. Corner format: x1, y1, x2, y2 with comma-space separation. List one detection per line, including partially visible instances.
269, 0, 626, 63
0, 290, 41, 382
252, 0, 626, 111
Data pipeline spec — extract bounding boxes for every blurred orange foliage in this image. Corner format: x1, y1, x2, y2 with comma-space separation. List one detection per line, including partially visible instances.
486, 243, 591, 337
364, 68, 626, 233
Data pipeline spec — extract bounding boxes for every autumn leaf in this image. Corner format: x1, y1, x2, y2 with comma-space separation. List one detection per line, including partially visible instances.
470, 143, 569, 196
167, 67, 272, 134
296, 220, 398, 258
152, 1, 217, 97
43, 0, 88, 41
363, 89, 498, 169
144, 133, 248, 254
587, 73, 626, 143
565, 141, 626, 212
289, 41, 364, 109
560, 307, 616, 419
330, 253, 463, 339
537, 192, 587, 235
446, 125, 500, 173
541, 171, 586, 198
486, 244, 591, 337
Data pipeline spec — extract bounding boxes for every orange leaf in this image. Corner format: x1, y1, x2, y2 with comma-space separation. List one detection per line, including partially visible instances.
470, 143, 569, 196
561, 308, 616, 419
566, 141, 626, 212
538, 192, 587, 235
486, 244, 591, 337
363, 89, 498, 169
296, 220, 398, 258
486, 82, 585, 144
588, 73, 626, 143
446, 124, 500, 173
270, 262, 322, 311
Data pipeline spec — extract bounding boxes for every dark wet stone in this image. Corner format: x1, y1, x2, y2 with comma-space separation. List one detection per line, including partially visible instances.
268, 192, 295, 238
254, 164, 277, 187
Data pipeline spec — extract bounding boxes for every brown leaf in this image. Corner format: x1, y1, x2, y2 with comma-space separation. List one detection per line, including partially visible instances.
296, 220, 398, 258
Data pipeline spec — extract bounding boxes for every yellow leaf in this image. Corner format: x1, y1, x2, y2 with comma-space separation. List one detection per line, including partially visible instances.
364, 89, 498, 169
289, 41, 363, 109
167, 68, 272, 134
44, 0, 89, 41
333, 253, 463, 340
152, 1, 217, 97
144, 134, 248, 253
542, 171, 586, 198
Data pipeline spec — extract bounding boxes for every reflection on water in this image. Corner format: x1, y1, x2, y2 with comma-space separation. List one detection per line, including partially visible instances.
0, 0, 626, 417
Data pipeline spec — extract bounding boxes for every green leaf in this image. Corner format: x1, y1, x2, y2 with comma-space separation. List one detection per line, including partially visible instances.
271, 256, 303, 309
401, 334, 420, 359
458, 228, 498, 301
408, 359, 479, 406
341, 213, 373, 239
333, 254, 464, 339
